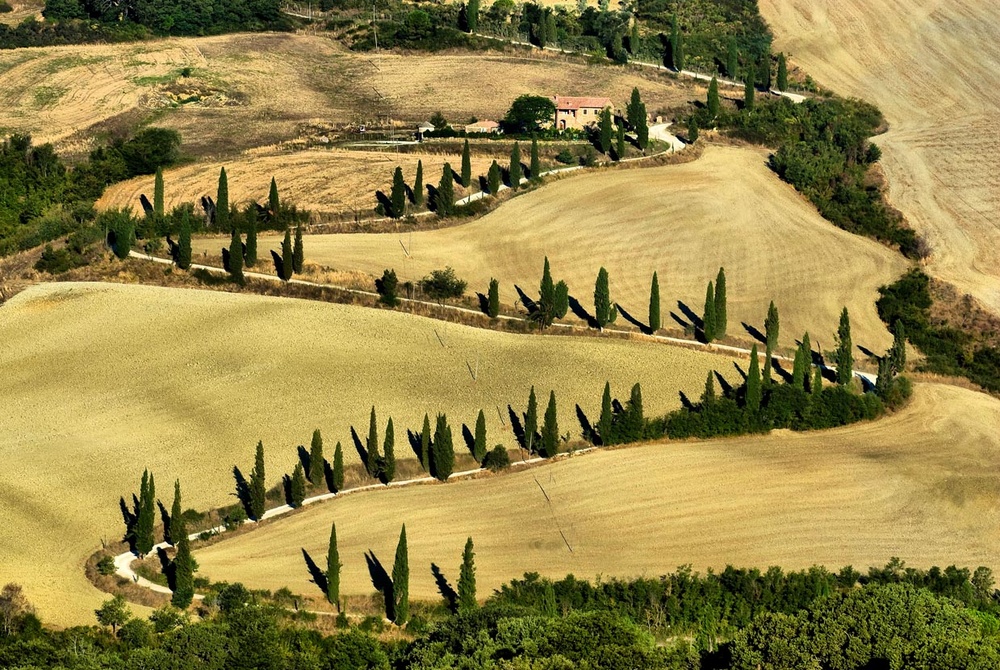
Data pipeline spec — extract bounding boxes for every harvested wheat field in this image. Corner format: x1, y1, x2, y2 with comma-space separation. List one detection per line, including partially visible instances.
230, 145, 909, 351
761, 0, 1000, 312
0, 281, 740, 624
98, 148, 508, 215
0, 32, 690, 156
195, 382, 1000, 604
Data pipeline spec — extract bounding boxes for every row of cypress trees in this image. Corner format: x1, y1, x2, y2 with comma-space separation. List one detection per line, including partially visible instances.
224, 224, 303, 283
702, 267, 728, 342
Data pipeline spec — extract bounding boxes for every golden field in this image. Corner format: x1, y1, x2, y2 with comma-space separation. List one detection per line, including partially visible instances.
0, 281, 740, 624
195, 382, 1000, 604
213, 145, 910, 351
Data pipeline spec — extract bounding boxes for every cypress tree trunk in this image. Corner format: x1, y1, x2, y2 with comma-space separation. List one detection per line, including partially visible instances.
216, 167, 229, 231
649, 271, 661, 332
168, 479, 184, 546
509, 142, 522, 189
594, 267, 611, 329
598, 382, 613, 446
332, 441, 344, 492
250, 441, 266, 521
703, 281, 717, 342
473, 410, 487, 462
293, 225, 304, 274
171, 534, 194, 608
392, 525, 409, 624
153, 167, 164, 219
541, 390, 559, 458
437, 163, 454, 216
390, 166, 407, 218
715, 267, 727, 338
290, 463, 306, 507
383, 418, 396, 482
777, 53, 788, 91
487, 278, 500, 318
177, 214, 192, 270
309, 429, 324, 487
245, 210, 257, 267
228, 228, 243, 284
281, 229, 293, 281
530, 137, 541, 180
461, 140, 472, 188
746, 345, 762, 411
457, 537, 477, 611
836, 307, 853, 385
366, 407, 380, 478
524, 387, 538, 452
414, 160, 425, 207
269, 177, 281, 217
327, 521, 341, 607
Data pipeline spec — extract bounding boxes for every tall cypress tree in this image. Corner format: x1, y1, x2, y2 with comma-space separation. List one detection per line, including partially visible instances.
670, 15, 683, 70
715, 267, 727, 338
765, 301, 780, 351
703, 281, 717, 342
702, 370, 715, 405
554, 280, 569, 319
216, 167, 229, 231
413, 160, 425, 207
626, 87, 642, 129
836, 307, 853, 385
467, 0, 479, 32
594, 267, 611, 329
432, 414, 454, 481
153, 167, 164, 220
624, 383, 644, 442
269, 177, 280, 217
383, 418, 396, 482
228, 228, 243, 283
525, 387, 538, 452
777, 53, 788, 91
366, 407, 379, 478
290, 463, 306, 508
763, 343, 773, 387
487, 278, 500, 318
707, 76, 720, 118
332, 441, 344, 493
457, 536, 477, 612
598, 381, 613, 446
539, 256, 555, 326
744, 65, 756, 110
437, 163, 455, 216
177, 212, 192, 270
746, 344, 762, 412
293, 225, 304, 274
420, 414, 432, 472
392, 525, 409, 624
473, 409, 487, 462
326, 521, 341, 607
461, 140, 472, 188
136, 469, 155, 556
812, 363, 823, 395
509, 142, 522, 188
649, 271, 661, 332
244, 208, 257, 267
250, 441, 266, 521
487, 161, 501, 195
390, 166, 407, 218
541, 390, 559, 458
727, 38, 738, 80
530, 137, 541, 180
598, 108, 613, 154
801, 331, 813, 386
168, 479, 184, 546
171, 534, 194, 608
889, 322, 907, 375
792, 341, 806, 390
280, 229, 293, 281
309, 429, 324, 487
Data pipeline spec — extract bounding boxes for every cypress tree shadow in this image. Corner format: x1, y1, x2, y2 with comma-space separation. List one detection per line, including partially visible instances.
270, 249, 284, 278
139, 193, 153, 215
715, 368, 733, 395
157, 546, 175, 590
733, 362, 747, 382
771, 359, 793, 383
166, 235, 180, 264
404, 183, 415, 204
677, 301, 704, 329
375, 191, 394, 217
426, 185, 439, 212
568, 296, 600, 329
431, 563, 458, 614
507, 406, 527, 450
157, 501, 172, 543
406, 429, 423, 461
350, 426, 369, 466
478, 175, 489, 192
514, 285, 538, 315
858, 344, 879, 360
858, 375, 875, 393
476, 292, 490, 316
221, 247, 231, 273
120, 496, 138, 552
451, 170, 464, 187
232, 466, 253, 520
742, 322, 767, 344
616, 304, 652, 334
323, 459, 336, 493
282, 474, 293, 506
301, 548, 329, 595
670, 311, 692, 329
297, 445, 311, 474
501, 166, 511, 187
679, 390, 695, 410
200, 196, 216, 226
575, 404, 596, 444
821, 366, 839, 383
365, 551, 395, 622
461, 424, 475, 456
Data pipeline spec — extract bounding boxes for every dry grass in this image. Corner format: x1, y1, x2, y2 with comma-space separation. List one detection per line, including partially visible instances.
206, 144, 910, 351
0, 281, 741, 625
760, 0, 1000, 317
194, 382, 1000, 605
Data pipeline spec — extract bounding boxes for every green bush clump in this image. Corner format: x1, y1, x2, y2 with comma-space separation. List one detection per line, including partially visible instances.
482, 445, 511, 472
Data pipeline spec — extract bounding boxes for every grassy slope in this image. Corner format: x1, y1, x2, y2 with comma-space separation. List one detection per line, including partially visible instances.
195, 382, 1000, 604
0, 281, 739, 624
219, 145, 909, 351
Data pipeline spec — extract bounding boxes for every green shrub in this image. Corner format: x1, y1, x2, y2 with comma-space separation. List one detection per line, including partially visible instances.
0, 2, 13, 13
482, 445, 511, 472
420, 266, 467, 303
96, 555, 116, 576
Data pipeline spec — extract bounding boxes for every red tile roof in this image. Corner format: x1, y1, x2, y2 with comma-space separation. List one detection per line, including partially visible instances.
552, 95, 613, 110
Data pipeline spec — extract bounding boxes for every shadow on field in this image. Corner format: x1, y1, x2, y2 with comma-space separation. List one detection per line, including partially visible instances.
575, 404, 597, 444
677, 301, 703, 330
742, 322, 767, 344
301, 548, 328, 595
232, 467, 253, 520
431, 563, 458, 613
568, 296, 599, 329
514, 285, 538, 315
365, 551, 395, 621
616, 304, 651, 334
476, 292, 490, 316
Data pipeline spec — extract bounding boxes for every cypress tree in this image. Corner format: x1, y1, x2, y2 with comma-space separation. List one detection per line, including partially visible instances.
293, 225, 304, 274
171, 534, 194, 609
366, 407, 379, 478
616, 122, 625, 159
801, 331, 812, 380
746, 344, 761, 411
383, 418, 396, 482
250, 441, 266, 521
594, 266, 611, 329
269, 176, 280, 217
392, 525, 409, 624
290, 463, 306, 508
332, 441, 344, 492
326, 521, 341, 607
687, 117, 699, 143
727, 38, 738, 80
763, 343, 773, 387
707, 76, 720, 118
177, 212, 192, 270
461, 140, 472, 188
467, 0, 479, 32
390, 166, 407, 218
765, 301, 780, 351
525, 386, 538, 451
624, 383, 644, 442
670, 15, 684, 70
889, 322, 907, 375
812, 363, 823, 395
168, 479, 184, 546
836, 307, 853, 385
487, 278, 500, 318
635, 102, 648, 151
553, 280, 569, 319
437, 163, 454, 216
777, 53, 788, 91
627, 87, 642, 129
245, 208, 257, 267
539, 256, 555, 326
487, 161, 501, 195
649, 271, 661, 332
530, 137, 541, 180
703, 281, 717, 342
457, 537, 477, 612
541, 390, 559, 458
153, 167, 164, 219
113, 219, 134, 259
216, 167, 229, 231
420, 414, 431, 472
792, 343, 806, 390
598, 381, 613, 446
509, 142, 522, 188
414, 160, 425, 207
702, 370, 715, 405
228, 228, 243, 283
598, 108, 613, 154
715, 267, 727, 338
309, 429, 324, 487
280, 229, 293, 281
136, 469, 155, 556
432, 414, 454, 481
744, 65, 756, 110
473, 409, 487, 462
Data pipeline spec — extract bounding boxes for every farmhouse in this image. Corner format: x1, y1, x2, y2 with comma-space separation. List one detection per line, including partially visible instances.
551, 95, 613, 130
465, 120, 500, 134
